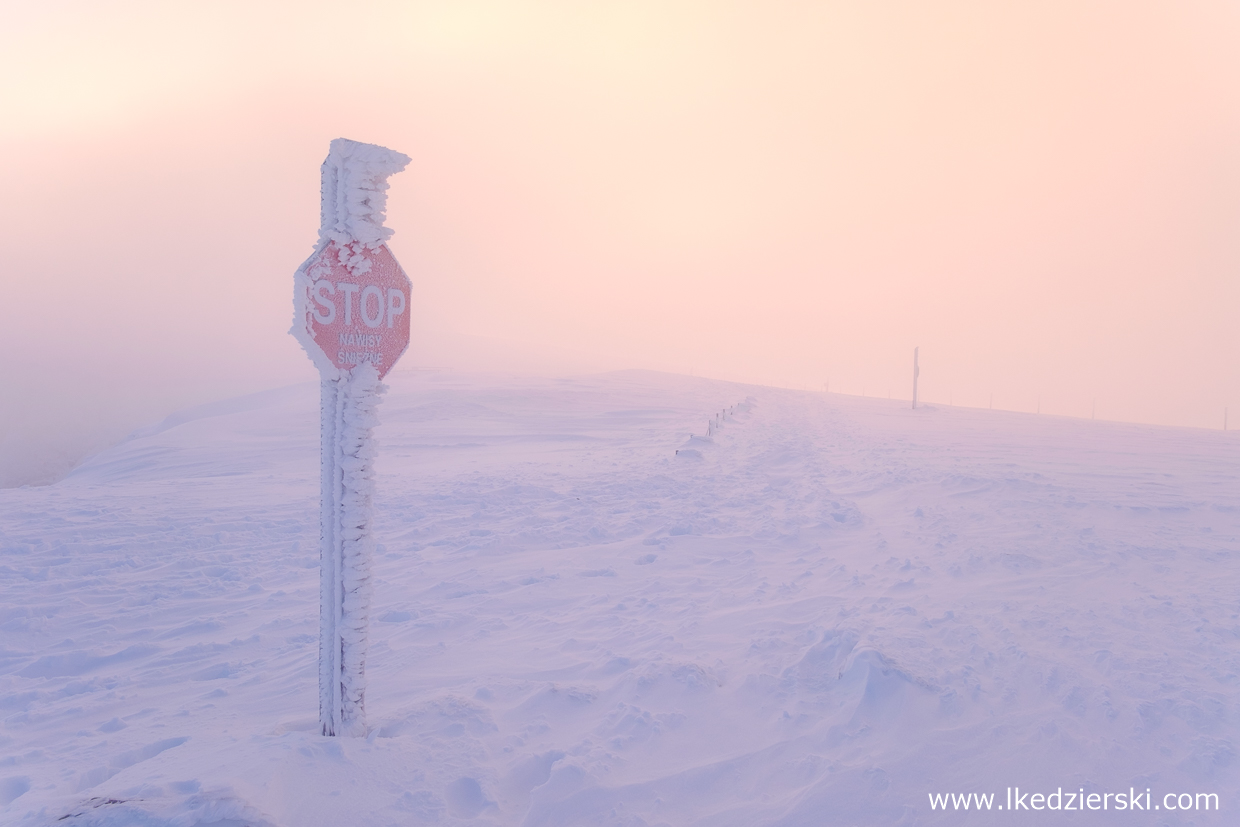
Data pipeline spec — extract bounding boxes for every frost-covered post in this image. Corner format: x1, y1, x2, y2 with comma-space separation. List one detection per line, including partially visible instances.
912, 346, 920, 410
290, 139, 413, 736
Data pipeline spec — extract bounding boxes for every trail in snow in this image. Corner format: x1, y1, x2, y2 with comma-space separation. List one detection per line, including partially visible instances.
1, 370, 1237, 825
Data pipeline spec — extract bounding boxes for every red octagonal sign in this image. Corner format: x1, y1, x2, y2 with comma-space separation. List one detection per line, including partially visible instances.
292, 240, 411, 380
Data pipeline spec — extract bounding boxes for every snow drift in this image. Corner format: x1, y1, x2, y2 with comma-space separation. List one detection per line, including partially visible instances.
1, 370, 1237, 825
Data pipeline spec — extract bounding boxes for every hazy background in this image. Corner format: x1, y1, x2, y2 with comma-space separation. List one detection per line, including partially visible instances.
2, 0, 1238, 487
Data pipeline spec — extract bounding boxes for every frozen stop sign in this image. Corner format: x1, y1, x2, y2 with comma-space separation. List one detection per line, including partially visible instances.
294, 240, 411, 379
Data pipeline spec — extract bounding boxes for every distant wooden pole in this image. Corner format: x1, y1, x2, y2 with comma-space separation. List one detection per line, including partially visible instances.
912, 347, 920, 409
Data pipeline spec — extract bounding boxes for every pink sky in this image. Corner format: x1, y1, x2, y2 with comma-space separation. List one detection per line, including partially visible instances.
2, 1, 1238, 485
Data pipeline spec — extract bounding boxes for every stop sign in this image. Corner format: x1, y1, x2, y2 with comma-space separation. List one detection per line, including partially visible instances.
293, 240, 412, 379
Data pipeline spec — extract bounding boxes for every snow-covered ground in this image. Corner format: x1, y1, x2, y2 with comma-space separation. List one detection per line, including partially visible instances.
2, 370, 1237, 826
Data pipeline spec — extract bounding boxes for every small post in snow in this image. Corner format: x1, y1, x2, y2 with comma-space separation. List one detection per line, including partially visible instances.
290, 139, 413, 737
912, 347, 920, 410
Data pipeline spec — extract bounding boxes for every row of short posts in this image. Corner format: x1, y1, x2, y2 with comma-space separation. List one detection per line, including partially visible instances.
681, 399, 753, 454
703, 402, 744, 437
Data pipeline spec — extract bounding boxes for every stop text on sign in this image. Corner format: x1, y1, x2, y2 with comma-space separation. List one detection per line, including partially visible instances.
311, 281, 405, 329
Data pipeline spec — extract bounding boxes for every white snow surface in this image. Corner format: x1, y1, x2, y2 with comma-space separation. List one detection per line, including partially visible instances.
1, 370, 1238, 826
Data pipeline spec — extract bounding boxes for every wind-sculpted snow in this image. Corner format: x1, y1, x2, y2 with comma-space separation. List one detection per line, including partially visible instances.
1, 370, 1237, 825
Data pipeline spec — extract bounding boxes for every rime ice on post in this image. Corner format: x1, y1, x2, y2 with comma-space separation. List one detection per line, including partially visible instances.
912, 346, 920, 410
290, 139, 412, 737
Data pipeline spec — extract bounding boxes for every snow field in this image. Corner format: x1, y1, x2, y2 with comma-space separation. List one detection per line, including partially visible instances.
1, 370, 1238, 825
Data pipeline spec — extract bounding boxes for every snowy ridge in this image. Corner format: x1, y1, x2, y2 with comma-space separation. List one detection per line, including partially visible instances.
2, 370, 1238, 825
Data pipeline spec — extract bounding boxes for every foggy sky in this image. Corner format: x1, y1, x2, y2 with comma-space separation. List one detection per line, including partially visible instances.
2, 0, 1238, 486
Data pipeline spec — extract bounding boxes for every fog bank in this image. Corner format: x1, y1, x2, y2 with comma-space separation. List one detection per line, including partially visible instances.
3, 1, 1238, 486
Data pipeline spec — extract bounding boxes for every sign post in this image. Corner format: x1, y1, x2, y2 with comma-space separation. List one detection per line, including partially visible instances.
291, 138, 412, 736
912, 346, 920, 410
